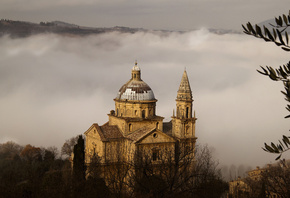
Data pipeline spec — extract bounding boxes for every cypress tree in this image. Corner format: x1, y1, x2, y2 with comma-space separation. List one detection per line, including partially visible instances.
72, 135, 85, 197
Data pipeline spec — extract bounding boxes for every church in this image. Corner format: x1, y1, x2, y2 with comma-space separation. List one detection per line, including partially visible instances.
84, 62, 197, 165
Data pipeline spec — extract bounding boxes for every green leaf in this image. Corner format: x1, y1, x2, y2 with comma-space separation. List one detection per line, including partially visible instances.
277, 30, 285, 45
279, 16, 283, 26
283, 135, 290, 145
273, 29, 277, 39
261, 66, 268, 74
264, 143, 275, 153
265, 28, 275, 41
247, 22, 256, 35
257, 66, 268, 76
255, 25, 263, 37
278, 142, 284, 150
275, 17, 281, 26
283, 140, 289, 148
283, 14, 288, 24
275, 154, 282, 160
242, 24, 249, 33
281, 46, 290, 51
268, 67, 278, 80
279, 67, 288, 79
281, 90, 287, 96
271, 142, 279, 153
269, 67, 277, 74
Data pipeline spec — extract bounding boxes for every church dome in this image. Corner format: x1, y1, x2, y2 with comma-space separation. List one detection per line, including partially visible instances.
115, 63, 155, 101
116, 80, 155, 101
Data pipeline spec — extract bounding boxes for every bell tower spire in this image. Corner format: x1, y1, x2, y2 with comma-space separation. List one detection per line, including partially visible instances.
176, 69, 193, 119
172, 69, 196, 139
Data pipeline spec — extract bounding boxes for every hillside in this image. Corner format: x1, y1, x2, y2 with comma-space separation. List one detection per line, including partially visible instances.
0, 19, 242, 38
0, 19, 145, 37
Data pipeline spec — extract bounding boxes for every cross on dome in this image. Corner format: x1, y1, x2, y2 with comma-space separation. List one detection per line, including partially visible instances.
132, 60, 140, 71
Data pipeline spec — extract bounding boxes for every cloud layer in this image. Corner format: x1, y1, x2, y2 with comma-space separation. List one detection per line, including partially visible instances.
0, 30, 289, 167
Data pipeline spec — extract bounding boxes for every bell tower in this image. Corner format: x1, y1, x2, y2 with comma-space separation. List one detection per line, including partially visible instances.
172, 69, 196, 139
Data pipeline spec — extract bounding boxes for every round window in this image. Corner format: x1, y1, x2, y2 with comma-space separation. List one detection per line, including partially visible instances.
153, 133, 158, 138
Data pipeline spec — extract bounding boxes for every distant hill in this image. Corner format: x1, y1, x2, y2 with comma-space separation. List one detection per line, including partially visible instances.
0, 19, 242, 38
0, 19, 147, 38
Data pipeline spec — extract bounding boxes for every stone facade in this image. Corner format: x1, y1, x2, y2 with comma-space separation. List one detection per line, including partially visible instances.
84, 62, 197, 167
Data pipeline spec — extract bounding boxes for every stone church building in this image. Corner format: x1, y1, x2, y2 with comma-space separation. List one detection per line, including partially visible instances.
84, 62, 197, 165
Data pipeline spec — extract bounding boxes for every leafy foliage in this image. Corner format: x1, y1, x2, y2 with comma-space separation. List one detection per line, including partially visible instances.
0, 139, 113, 198
242, 13, 290, 51
0, 141, 73, 198
256, 61, 290, 119
242, 12, 290, 160
263, 135, 290, 160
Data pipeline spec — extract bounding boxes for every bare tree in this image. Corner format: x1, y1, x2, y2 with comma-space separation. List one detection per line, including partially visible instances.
131, 144, 226, 198
191, 144, 227, 198
103, 142, 132, 198
0, 141, 23, 159
85, 143, 226, 198
261, 164, 290, 198
61, 135, 78, 158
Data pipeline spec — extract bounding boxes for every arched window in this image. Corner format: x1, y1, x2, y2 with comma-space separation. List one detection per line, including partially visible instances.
186, 126, 190, 135
156, 122, 159, 129
142, 110, 145, 118
152, 148, 159, 161
116, 108, 119, 116
186, 107, 189, 118
129, 124, 132, 132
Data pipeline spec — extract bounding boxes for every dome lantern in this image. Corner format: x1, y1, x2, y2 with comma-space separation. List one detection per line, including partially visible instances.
131, 61, 141, 80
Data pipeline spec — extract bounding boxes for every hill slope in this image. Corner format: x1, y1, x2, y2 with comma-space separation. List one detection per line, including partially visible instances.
0, 19, 242, 38
0, 19, 145, 37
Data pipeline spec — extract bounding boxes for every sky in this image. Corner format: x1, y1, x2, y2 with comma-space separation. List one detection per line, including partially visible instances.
0, 0, 290, 30
1, 0, 290, 170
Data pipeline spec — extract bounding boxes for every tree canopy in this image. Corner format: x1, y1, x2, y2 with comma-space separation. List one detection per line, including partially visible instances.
242, 11, 290, 160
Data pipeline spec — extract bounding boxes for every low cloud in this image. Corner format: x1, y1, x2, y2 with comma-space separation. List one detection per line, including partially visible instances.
0, 30, 289, 167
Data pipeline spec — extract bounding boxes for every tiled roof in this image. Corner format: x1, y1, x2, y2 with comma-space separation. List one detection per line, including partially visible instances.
114, 115, 164, 122
126, 125, 156, 142
100, 122, 124, 140
87, 123, 124, 142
